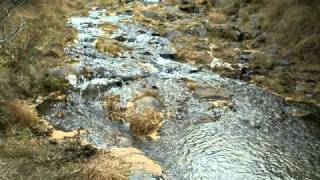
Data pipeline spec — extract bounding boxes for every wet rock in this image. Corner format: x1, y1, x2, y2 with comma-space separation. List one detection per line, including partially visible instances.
48, 64, 81, 79
126, 91, 164, 139
142, 51, 152, 56
160, 53, 177, 59
133, 95, 163, 113
133, 90, 163, 112
110, 148, 163, 177
194, 86, 231, 100
81, 82, 110, 99
179, 4, 200, 13
113, 35, 127, 42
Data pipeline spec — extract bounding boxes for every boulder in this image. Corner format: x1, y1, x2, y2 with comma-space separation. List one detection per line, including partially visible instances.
110, 148, 163, 177
133, 96, 163, 113
126, 91, 164, 139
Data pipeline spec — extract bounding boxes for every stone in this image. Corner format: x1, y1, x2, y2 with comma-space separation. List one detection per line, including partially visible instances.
179, 4, 200, 13
133, 96, 163, 113
125, 91, 164, 138
48, 64, 81, 79
50, 129, 86, 141
211, 100, 233, 108
210, 57, 234, 70
110, 148, 163, 177
194, 86, 231, 100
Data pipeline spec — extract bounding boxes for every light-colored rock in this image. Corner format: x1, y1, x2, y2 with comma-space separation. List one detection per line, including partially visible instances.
210, 57, 234, 70
110, 147, 163, 176
211, 100, 233, 108
133, 96, 163, 113
50, 129, 86, 141
194, 86, 231, 100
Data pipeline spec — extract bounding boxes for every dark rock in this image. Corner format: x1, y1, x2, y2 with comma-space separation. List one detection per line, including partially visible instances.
179, 4, 200, 13
137, 30, 146, 34
142, 52, 152, 56
114, 36, 127, 42
128, 38, 136, 42
151, 32, 161, 36
160, 53, 177, 59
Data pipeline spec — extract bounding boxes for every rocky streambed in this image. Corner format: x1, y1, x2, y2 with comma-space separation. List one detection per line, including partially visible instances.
38, 4, 320, 180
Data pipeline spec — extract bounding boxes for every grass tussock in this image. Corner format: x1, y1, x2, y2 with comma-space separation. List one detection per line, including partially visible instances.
104, 95, 126, 123
100, 23, 119, 34
105, 91, 164, 138
206, 11, 227, 24
0, 137, 129, 180
0, 100, 48, 136
173, 36, 212, 64
96, 37, 128, 57
83, 153, 130, 180
127, 108, 163, 137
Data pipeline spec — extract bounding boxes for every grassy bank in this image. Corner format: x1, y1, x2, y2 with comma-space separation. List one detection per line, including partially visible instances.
0, 0, 130, 179
247, 0, 320, 104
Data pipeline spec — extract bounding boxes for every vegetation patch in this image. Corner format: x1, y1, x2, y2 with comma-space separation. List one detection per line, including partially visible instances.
96, 36, 129, 57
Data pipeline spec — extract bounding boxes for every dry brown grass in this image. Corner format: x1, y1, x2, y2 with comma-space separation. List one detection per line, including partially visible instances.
0, 139, 85, 179
182, 78, 199, 91
96, 37, 128, 57
0, 137, 130, 180
127, 108, 163, 137
264, 0, 320, 62
100, 23, 119, 34
104, 94, 164, 137
0, 100, 42, 135
207, 12, 227, 24
83, 153, 130, 180
104, 95, 126, 122
0, 0, 96, 100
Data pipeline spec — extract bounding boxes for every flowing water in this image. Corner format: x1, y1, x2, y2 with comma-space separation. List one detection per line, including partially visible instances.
39, 7, 320, 180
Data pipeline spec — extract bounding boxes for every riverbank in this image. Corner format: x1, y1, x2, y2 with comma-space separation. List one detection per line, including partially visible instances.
0, 1, 132, 179
120, 0, 320, 105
